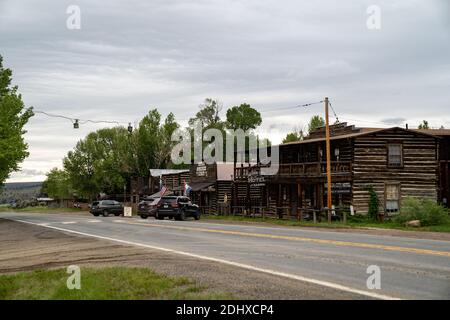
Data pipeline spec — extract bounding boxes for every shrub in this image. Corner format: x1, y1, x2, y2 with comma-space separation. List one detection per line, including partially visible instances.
393, 197, 450, 226
366, 185, 379, 220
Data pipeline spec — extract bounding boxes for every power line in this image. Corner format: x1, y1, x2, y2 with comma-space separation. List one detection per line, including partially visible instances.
34, 110, 133, 131
261, 100, 324, 113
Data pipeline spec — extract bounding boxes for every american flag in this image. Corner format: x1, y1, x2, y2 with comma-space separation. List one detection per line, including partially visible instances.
160, 185, 168, 196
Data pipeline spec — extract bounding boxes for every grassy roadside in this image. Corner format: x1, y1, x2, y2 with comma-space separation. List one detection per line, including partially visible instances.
203, 214, 450, 233
0, 267, 233, 300
0, 206, 85, 213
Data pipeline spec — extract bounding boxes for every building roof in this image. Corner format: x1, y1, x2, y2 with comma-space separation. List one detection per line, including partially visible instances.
412, 129, 450, 136
149, 169, 189, 177
281, 127, 440, 147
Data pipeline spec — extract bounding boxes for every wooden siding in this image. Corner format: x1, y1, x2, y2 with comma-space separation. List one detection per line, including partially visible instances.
352, 129, 438, 214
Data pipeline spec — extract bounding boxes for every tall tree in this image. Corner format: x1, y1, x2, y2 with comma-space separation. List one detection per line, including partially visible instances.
0, 55, 34, 187
307, 115, 325, 134
418, 120, 429, 129
225, 103, 262, 132
63, 127, 134, 199
135, 109, 180, 174
188, 98, 223, 128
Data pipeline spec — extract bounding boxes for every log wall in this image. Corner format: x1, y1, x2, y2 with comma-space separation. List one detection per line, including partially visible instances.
352, 129, 438, 214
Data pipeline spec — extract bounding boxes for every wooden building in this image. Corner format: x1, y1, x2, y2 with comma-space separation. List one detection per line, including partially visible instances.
234, 123, 445, 216
414, 129, 450, 207
187, 162, 234, 214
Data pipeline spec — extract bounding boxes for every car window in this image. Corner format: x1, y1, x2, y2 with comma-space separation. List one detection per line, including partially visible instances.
161, 197, 177, 204
92, 201, 99, 206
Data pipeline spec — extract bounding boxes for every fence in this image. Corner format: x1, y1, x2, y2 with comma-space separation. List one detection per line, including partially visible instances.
208, 204, 349, 224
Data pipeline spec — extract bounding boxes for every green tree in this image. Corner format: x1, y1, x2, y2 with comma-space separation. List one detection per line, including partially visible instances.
135, 109, 180, 174
0, 55, 34, 187
418, 120, 429, 129
188, 98, 223, 129
42, 168, 73, 200
307, 115, 325, 134
282, 129, 304, 144
63, 127, 134, 199
225, 103, 262, 132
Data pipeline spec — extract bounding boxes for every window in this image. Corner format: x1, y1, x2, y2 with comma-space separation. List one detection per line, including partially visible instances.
385, 184, 400, 213
388, 144, 403, 167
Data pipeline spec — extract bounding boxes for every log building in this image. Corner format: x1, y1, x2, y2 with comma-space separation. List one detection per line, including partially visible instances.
233, 123, 449, 215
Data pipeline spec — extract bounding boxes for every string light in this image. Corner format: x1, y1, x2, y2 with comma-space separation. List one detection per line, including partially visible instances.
34, 110, 133, 131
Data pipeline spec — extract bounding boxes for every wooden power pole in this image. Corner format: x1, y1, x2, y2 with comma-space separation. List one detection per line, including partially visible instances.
325, 97, 332, 223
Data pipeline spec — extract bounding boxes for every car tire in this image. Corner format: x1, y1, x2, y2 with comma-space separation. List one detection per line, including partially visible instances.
179, 210, 186, 221
140, 214, 148, 219
194, 212, 200, 220
92, 213, 99, 217
102, 210, 109, 217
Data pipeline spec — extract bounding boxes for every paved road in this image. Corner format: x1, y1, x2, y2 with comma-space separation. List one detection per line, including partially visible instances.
2, 212, 450, 299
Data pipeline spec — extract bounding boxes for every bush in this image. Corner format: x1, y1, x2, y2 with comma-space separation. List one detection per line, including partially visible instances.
393, 197, 450, 226
366, 185, 379, 220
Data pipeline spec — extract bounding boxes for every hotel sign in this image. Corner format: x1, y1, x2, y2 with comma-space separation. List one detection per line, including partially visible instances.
248, 173, 266, 187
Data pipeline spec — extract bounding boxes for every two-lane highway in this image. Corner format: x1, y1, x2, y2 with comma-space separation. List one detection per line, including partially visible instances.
2, 212, 450, 299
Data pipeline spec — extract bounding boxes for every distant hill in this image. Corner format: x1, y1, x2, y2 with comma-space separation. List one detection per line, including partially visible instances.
0, 182, 44, 204
4, 182, 43, 190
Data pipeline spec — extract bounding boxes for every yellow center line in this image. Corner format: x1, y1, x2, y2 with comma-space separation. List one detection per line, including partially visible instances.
114, 220, 450, 257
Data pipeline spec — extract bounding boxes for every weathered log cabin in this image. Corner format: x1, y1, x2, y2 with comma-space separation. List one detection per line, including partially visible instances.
188, 162, 234, 214
414, 129, 450, 207
234, 123, 446, 215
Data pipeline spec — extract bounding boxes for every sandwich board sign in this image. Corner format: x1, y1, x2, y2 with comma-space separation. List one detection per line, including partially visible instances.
123, 206, 132, 217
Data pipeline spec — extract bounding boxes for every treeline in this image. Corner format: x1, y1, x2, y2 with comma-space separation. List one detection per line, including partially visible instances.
43, 99, 264, 200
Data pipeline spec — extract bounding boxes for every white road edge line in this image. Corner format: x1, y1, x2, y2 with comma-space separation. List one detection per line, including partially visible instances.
12, 218, 400, 300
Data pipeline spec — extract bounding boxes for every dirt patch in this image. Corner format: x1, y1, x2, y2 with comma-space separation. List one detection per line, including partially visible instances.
0, 218, 364, 300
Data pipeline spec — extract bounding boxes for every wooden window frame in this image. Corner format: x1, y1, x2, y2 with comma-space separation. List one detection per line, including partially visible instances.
384, 182, 401, 214
387, 143, 403, 168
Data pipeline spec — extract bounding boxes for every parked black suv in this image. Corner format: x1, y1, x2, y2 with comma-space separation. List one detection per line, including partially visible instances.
156, 196, 200, 221
90, 200, 124, 217
138, 197, 160, 219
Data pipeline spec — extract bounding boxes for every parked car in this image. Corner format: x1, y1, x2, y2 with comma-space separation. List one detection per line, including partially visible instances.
156, 196, 200, 221
138, 197, 160, 219
90, 200, 124, 217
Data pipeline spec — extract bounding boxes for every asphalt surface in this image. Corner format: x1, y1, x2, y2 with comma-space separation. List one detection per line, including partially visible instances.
2, 211, 450, 300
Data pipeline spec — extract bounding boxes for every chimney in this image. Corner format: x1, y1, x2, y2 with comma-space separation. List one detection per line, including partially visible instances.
406, 123, 409, 130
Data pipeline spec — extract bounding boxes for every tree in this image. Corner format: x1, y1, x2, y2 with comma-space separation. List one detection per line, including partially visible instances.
282, 129, 304, 144
135, 109, 180, 175
225, 103, 262, 132
418, 120, 429, 129
188, 98, 223, 128
63, 127, 134, 199
307, 115, 325, 134
0, 55, 34, 187
42, 168, 73, 201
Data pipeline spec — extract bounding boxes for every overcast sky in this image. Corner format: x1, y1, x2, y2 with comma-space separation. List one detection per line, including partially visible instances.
1, 0, 449, 182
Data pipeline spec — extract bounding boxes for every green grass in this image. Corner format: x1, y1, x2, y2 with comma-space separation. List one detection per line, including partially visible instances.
0, 206, 83, 213
203, 214, 450, 233
0, 267, 233, 300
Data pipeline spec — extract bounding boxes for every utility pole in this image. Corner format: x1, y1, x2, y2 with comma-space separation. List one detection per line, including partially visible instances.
325, 97, 332, 223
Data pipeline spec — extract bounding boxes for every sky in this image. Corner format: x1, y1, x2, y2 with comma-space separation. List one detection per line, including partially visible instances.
1, 0, 449, 182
